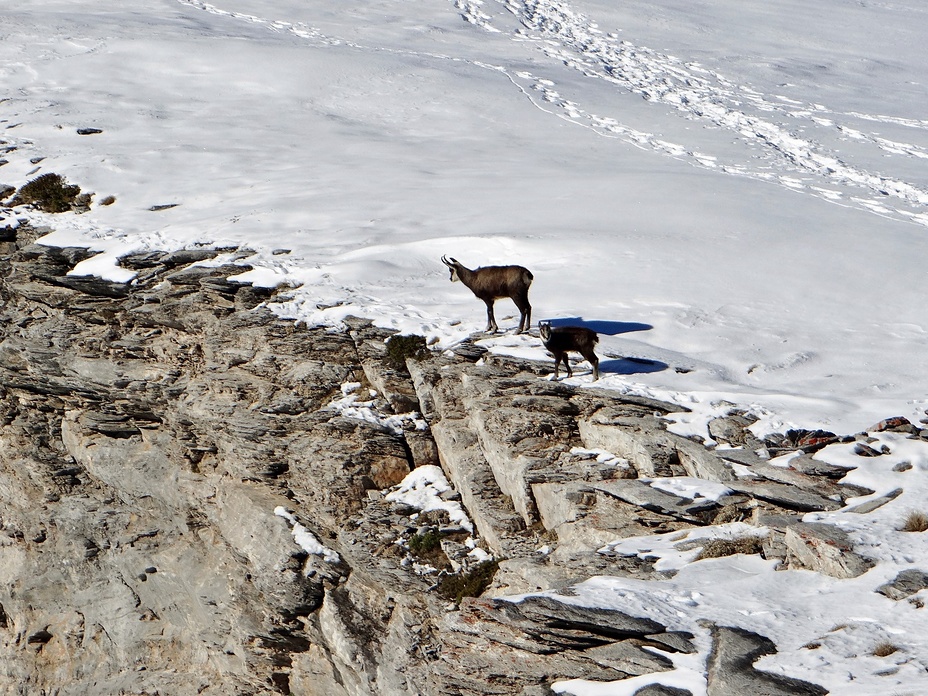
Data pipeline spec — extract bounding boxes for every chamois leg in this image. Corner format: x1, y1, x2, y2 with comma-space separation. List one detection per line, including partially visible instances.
484, 299, 499, 333
514, 293, 531, 334
582, 348, 600, 380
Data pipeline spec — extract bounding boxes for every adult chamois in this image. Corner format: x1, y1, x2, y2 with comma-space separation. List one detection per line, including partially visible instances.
441, 256, 533, 333
539, 322, 600, 380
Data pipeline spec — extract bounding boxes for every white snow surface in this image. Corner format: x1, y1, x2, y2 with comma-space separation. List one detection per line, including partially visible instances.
384, 465, 474, 533
325, 381, 427, 436
5, 1, 928, 693
3, 0, 928, 437
274, 506, 340, 565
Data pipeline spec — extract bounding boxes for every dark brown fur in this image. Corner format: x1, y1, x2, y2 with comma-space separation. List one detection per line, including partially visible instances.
442, 256, 533, 333
539, 323, 600, 380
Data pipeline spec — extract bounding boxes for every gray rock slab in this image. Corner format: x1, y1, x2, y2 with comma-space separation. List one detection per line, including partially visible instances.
430, 418, 528, 556
580, 409, 734, 482
500, 594, 673, 647
533, 481, 593, 531
592, 479, 719, 522
707, 625, 828, 696
844, 487, 903, 514
785, 522, 874, 578
715, 447, 769, 467
737, 459, 857, 503
876, 569, 928, 600
787, 453, 856, 479
579, 412, 681, 478
708, 414, 763, 448
726, 479, 841, 512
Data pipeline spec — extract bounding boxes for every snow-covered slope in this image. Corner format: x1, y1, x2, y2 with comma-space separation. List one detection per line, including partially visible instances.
3, 4, 928, 691
3, 0, 928, 436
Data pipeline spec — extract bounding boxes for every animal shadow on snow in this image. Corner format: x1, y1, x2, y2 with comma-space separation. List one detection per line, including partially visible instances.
546, 317, 668, 376
547, 317, 651, 336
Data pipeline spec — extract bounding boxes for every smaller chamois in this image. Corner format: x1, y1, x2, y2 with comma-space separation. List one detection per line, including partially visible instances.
539, 322, 600, 381
441, 256, 533, 333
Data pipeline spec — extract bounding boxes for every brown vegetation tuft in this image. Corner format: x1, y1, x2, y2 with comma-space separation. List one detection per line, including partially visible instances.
696, 536, 764, 560
901, 511, 928, 533
872, 641, 899, 657
10, 173, 81, 213
437, 560, 499, 604
385, 333, 429, 371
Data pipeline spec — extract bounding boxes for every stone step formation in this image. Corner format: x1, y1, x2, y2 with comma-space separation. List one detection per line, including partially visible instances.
0, 222, 921, 695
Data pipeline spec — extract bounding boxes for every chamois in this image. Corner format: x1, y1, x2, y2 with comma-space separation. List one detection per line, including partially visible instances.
538, 322, 600, 380
441, 256, 533, 333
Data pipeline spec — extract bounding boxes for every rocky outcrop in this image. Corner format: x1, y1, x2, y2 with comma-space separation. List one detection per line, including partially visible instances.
876, 569, 928, 601
0, 225, 878, 694
705, 626, 827, 696
784, 523, 874, 579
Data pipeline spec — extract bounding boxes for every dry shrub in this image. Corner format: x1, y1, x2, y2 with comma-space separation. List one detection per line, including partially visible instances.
872, 641, 899, 657
11, 173, 81, 213
696, 536, 764, 560
437, 560, 499, 604
407, 529, 450, 570
901, 511, 928, 533
711, 505, 747, 525
385, 333, 429, 371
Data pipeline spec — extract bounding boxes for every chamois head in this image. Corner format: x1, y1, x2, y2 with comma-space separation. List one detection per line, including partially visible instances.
539, 321, 552, 343
441, 255, 462, 283
441, 255, 534, 333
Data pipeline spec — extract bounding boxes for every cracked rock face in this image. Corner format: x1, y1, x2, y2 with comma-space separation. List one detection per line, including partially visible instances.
0, 228, 845, 695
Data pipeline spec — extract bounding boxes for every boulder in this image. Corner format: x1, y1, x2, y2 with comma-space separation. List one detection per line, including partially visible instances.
784, 522, 874, 578
876, 569, 928, 601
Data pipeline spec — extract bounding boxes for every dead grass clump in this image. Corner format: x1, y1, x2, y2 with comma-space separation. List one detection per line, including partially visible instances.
900, 511, 928, 533
385, 333, 429, 371
696, 536, 764, 560
872, 641, 899, 657
711, 505, 747, 525
11, 173, 81, 213
437, 560, 499, 604
407, 529, 450, 569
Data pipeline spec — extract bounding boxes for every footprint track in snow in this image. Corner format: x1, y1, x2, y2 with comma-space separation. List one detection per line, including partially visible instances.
177, 0, 928, 228
462, 0, 928, 226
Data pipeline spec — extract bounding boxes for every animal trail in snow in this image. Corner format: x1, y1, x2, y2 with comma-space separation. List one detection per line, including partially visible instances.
467, 0, 928, 228
178, 0, 928, 227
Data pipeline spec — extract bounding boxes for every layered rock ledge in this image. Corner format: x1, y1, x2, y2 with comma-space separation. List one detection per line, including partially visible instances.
0, 226, 887, 695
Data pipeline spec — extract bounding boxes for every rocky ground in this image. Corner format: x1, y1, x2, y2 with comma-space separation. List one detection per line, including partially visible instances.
0, 220, 923, 695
